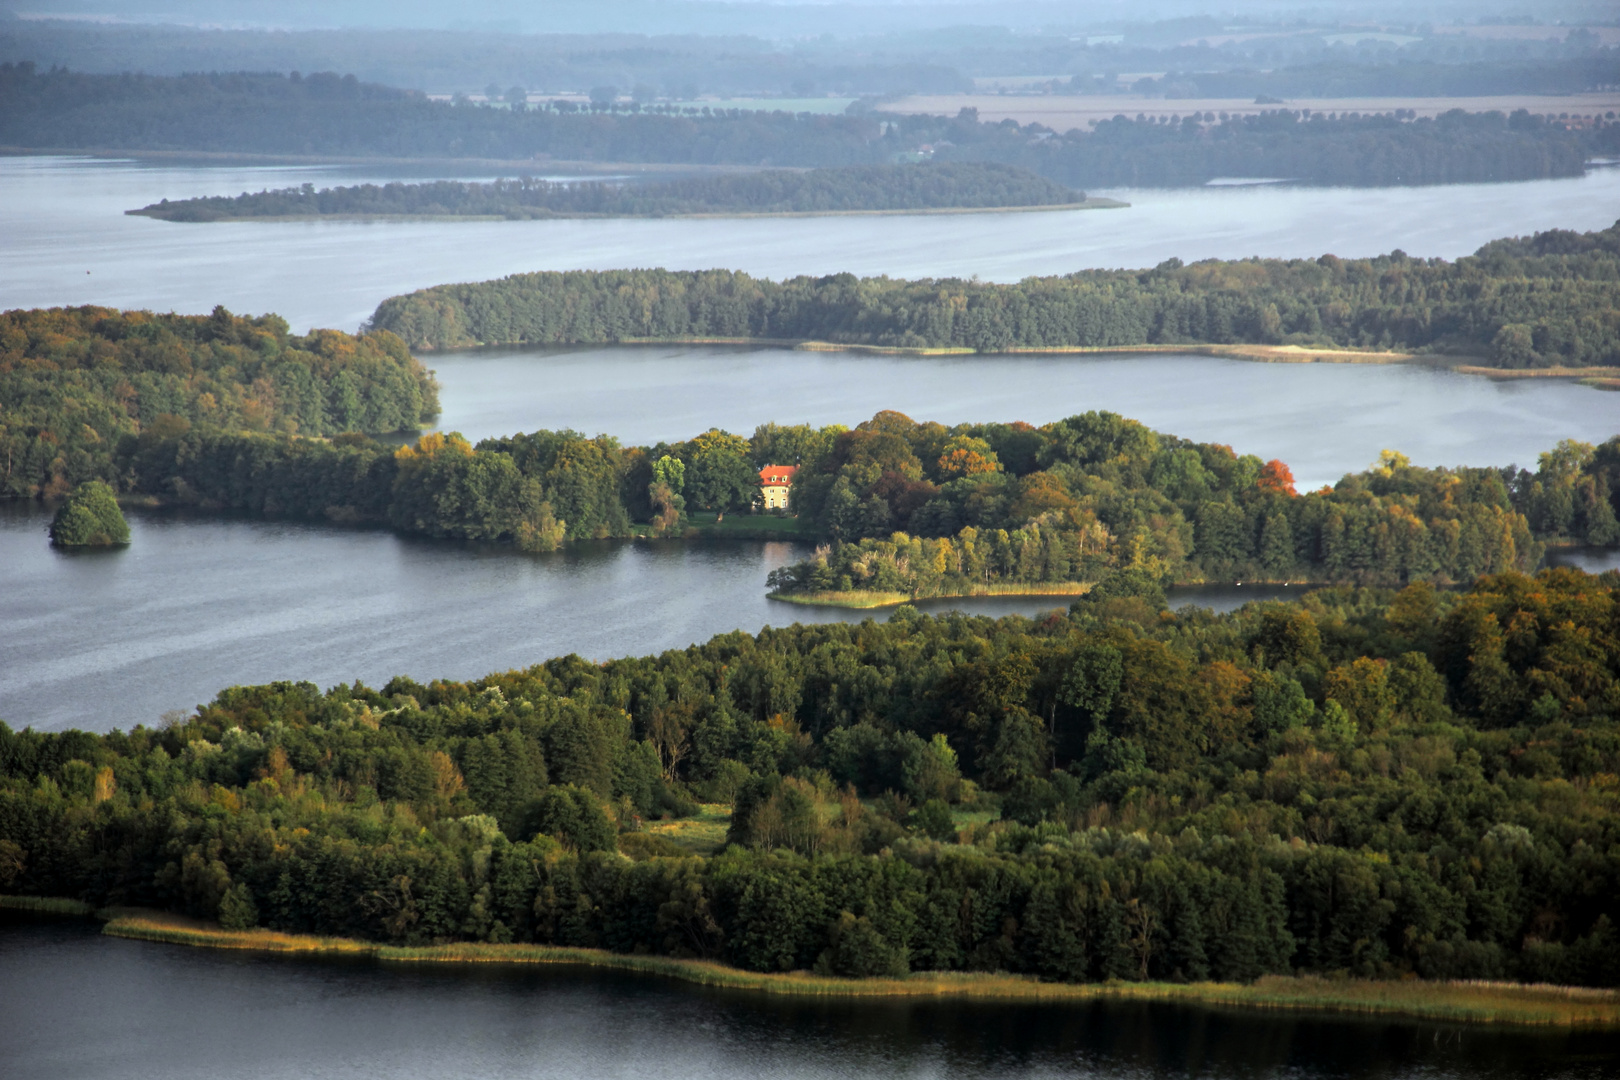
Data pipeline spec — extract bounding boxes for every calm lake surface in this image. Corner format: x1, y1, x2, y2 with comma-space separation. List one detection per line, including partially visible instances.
5, 155, 1620, 332
3, 916, 1615, 1080
427, 344, 1620, 492
0, 499, 1312, 733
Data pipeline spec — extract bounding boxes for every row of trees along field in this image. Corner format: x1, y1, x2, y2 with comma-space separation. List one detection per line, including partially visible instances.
3, 64, 1615, 187
0, 305, 439, 499
129, 163, 1083, 221
3, 568, 1619, 985
372, 222, 1620, 370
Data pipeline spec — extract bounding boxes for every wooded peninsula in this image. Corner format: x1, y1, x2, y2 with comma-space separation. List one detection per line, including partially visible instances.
4, 565, 1620, 1002
372, 222, 1620, 370
128, 163, 1098, 221
3, 63, 1614, 189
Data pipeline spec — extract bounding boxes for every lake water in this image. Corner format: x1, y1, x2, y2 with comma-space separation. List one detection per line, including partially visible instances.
0, 500, 1315, 734
4, 155, 1620, 333
426, 344, 1620, 492
2, 916, 1613, 1080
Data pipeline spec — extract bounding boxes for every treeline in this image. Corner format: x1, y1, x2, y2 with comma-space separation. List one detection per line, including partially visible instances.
0, 22, 973, 99
4, 568, 1620, 986
129, 163, 1083, 222
3, 64, 1613, 188
5, 16, 1615, 100
372, 221, 1620, 370
10, 18, 1614, 101
0, 306, 438, 499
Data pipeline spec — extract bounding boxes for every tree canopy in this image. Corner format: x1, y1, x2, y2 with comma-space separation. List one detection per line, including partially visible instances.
4, 567, 1620, 987
0, 305, 439, 499
47, 479, 129, 547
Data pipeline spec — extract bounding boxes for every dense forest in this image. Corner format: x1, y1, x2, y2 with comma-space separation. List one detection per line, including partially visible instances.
373, 221, 1620, 369
3, 567, 1619, 986
764, 410, 1618, 596
129, 163, 1085, 221
104, 401, 1620, 587
0, 306, 439, 499
2, 64, 1614, 188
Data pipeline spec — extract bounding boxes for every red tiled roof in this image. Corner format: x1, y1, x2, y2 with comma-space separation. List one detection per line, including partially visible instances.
759, 464, 798, 486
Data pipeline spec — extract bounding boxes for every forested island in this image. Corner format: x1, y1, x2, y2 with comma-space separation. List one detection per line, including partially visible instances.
373, 221, 1620, 370
3, 64, 1615, 188
5, 297, 1616, 598
4, 565, 1620, 1005
127, 163, 1096, 222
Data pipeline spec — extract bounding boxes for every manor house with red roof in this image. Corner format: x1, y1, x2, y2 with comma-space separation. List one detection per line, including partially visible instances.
758, 464, 797, 511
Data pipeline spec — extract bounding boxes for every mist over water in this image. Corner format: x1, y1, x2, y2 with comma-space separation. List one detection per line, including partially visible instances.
4, 156, 1619, 333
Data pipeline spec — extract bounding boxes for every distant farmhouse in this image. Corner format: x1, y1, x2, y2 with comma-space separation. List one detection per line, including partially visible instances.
758, 464, 797, 511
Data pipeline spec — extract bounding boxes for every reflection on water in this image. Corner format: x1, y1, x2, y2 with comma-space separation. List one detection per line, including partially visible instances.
1547, 547, 1620, 575
425, 345, 1618, 492
0, 917, 1610, 1080
6, 155, 1620, 333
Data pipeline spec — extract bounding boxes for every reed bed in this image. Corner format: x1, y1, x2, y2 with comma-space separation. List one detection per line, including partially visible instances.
1454, 364, 1620, 380
93, 910, 1620, 1027
0, 894, 96, 916
771, 583, 1090, 610
104, 911, 377, 957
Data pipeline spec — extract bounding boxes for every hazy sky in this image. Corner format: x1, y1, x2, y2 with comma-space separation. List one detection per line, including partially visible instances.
10, 0, 1614, 36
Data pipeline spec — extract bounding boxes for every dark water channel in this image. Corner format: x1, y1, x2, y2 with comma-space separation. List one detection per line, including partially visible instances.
2, 916, 1613, 1080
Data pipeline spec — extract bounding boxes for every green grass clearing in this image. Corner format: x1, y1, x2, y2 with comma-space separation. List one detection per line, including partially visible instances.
644, 803, 732, 855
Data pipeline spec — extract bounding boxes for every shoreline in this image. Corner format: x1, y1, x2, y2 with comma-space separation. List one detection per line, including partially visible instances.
6, 903, 1608, 1028
1453, 363, 1620, 390
415, 336, 1450, 367
126, 198, 1128, 224
770, 583, 1092, 610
